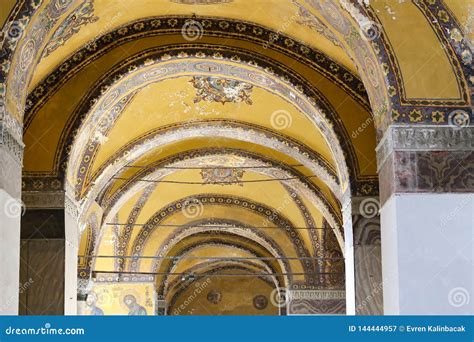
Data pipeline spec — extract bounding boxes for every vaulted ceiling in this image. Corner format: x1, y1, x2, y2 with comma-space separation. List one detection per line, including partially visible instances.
5, 0, 470, 314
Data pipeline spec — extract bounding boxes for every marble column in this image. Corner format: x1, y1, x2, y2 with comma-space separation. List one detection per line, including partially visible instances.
352, 197, 383, 315
377, 125, 473, 315
341, 197, 355, 315
0, 122, 23, 315
64, 193, 80, 315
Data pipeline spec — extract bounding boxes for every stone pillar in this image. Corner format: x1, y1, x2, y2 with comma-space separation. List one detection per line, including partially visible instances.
156, 299, 167, 316
352, 197, 383, 315
341, 196, 356, 315
0, 122, 23, 315
64, 193, 80, 315
287, 290, 345, 315
377, 125, 473, 315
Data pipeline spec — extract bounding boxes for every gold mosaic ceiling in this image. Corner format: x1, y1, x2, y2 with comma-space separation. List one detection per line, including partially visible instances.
7, 0, 470, 313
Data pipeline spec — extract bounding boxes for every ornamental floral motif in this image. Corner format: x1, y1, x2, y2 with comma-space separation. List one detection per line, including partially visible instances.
409, 109, 423, 123
431, 111, 445, 123
200, 167, 245, 186
437, 10, 449, 23
42, 0, 98, 58
387, 85, 397, 97
392, 109, 400, 122
190, 76, 253, 104
293, 0, 342, 48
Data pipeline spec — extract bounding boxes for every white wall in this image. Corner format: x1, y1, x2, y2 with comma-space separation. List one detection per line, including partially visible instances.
381, 193, 473, 314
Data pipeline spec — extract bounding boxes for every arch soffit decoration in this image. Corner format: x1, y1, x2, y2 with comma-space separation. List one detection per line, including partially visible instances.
125, 194, 315, 276
160, 241, 285, 297
65, 56, 353, 207
89, 219, 293, 289
1, 0, 80, 141
24, 16, 371, 118
45, 44, 374, 200
84, 175, 335, 284
97, 150, 342, 245
21, 43, 378, 197
100, 148, 340, 220
92, 223, 295, 288
84, 120, 340, 204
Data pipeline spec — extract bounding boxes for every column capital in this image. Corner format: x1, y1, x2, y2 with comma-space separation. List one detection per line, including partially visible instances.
0, 120, 24, 164
0, 121, 23, 199
22, 191, 65, 209
65, 191, 80, 220
376, 125, 473, 168
376, 125, 474, 205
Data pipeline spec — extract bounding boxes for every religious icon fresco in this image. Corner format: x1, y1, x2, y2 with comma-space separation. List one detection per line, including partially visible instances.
79, 283, 154, 315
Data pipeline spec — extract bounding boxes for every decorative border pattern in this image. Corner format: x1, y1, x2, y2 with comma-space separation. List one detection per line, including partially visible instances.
1, 0, 76, 139
376, 125, 474, 169
376, 126, 474, 203
289, 298, 345, 314
0, 121, 24, 163
41, 0, 99, 59
24, 15, 370, 125
115, 184, 156, 272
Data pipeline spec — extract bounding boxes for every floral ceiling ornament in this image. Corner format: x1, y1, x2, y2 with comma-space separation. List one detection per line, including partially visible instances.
190, 76, 253, 105
200, 167, 245, 186
292, 0, 343, 48
42, 0, 99, 58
